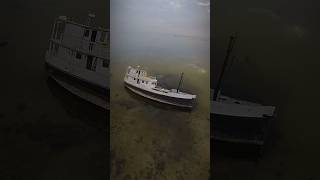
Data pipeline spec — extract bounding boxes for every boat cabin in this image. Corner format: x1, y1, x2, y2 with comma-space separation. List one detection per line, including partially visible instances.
45, 15, 109, 89
125, 66, 158, 88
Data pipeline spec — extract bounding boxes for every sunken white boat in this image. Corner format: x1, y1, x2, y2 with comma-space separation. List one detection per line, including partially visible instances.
45, 14, 109, 109
124, 66, 196, 108
211, 89, 276, 146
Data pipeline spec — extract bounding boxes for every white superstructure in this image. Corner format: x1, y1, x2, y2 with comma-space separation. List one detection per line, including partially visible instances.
45, 14, 109, 109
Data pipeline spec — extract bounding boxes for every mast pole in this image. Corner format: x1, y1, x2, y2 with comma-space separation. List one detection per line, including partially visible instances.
177, 72, 184, 92
213, 34, 237, 101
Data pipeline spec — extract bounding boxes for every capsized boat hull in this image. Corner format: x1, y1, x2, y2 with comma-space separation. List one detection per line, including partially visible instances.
124, 81, 195, 108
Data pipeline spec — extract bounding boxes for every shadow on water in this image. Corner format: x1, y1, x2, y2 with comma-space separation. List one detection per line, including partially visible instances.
124, 86, 193, 112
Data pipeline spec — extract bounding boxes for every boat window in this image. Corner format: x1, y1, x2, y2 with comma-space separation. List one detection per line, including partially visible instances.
55, 22, 65, 40
67, 49, 72, 56
83, 29, 90, 37
100, 31, 106, 42
91, 30, 97, 42
89, 43, 94, 51
134, 78, 136, 80
86, 55, 96, 71
103, 59, 109, 68
76, 52, 82, 59
142, 80, 144, 83
93, 57, 97, 70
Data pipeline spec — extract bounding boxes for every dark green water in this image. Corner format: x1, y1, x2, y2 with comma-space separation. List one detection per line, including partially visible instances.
0, 0, 109, 179
212, 0, 320, 179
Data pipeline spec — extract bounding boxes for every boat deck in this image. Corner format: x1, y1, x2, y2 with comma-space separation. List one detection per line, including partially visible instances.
211, 89, 275, 118
210, 89, 275, 146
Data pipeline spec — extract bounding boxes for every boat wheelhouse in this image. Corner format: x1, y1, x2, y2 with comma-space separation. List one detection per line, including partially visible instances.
45, 14, 109, 109
124, 66, 196, 108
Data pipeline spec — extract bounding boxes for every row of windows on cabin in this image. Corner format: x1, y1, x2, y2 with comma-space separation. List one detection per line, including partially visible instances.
74, 51, 109, 68
132, 77, 156, 85
133, 78, 149, 84
83, 28, 109, 43
53, 21, 65, 40
50, 42, 109, 70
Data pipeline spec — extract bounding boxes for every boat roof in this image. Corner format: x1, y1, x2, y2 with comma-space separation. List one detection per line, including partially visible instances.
56, 16, 109, 32
210, 89, 276, 118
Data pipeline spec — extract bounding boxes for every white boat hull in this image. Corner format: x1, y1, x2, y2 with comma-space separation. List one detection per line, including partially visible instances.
46, 62, 109, 110
124, 81, 195, 108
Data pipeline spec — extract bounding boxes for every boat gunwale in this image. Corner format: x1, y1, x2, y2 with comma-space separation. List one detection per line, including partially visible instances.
124, 82, 194, 108
124, 79, 195, 100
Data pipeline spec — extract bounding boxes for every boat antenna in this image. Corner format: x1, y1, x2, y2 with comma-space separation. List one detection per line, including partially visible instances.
177, 72, 184, 92
213, 33, 237, 101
